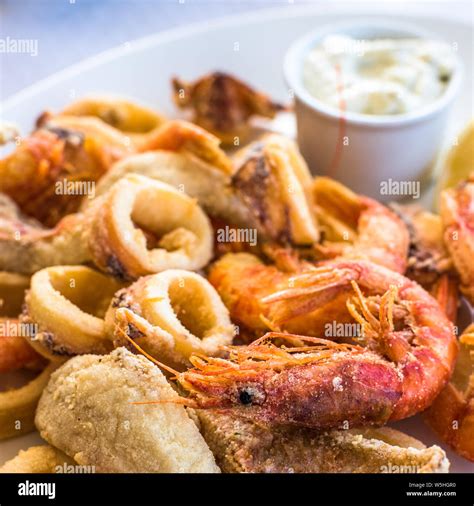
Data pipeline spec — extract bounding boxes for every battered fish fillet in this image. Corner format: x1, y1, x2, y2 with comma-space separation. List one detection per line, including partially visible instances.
35, 348, 220, 473
195, 411, 449, 473
0, 445, 74, 473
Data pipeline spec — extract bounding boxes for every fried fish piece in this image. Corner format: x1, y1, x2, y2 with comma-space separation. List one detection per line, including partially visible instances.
35, 348, 220, 473
195, 410, 449, 473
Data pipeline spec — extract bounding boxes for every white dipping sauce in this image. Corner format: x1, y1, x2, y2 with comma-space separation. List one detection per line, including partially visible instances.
303, 35, 455, 115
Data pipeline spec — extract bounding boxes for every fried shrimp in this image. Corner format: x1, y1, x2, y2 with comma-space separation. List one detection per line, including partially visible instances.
172, 72, 286, 145
392, 204, 458, 321
21, 266, 122, 361
106, 270, 235, 369
441, 174, 474, 304
176, 318, 455, 430
0, 125, 124, 226
313, 177, 409, 273
425, 324, 474, 461
0, 272, 43, 373
87, 174, 213, 280
206, 255, 457, 425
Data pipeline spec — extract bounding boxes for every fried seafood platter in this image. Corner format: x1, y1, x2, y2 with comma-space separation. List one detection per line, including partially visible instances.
0, 73, 473, 475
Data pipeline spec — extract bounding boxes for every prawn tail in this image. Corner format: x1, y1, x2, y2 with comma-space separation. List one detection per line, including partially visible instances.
431, 274, 459, 323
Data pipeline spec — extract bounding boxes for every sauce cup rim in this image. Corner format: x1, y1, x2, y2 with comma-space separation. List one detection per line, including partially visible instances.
283, 19, 463, 128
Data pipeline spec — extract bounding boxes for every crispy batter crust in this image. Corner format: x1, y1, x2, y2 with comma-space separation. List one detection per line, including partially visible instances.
195, 410, 449, 473
35, 348, 220, 473
86, 174, 213, 280
106, 270, 235, 369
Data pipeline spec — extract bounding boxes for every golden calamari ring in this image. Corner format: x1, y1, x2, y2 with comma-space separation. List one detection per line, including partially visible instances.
0, 362, 57, 440
137, 119, 233, 174
87, 174, 213, 280
60, 95, 167, 134
91, 150, 249, 229
22, 266, 122, 361
0, 173, 213, 280
92, 133, 319, 247
106, 270, 235, 369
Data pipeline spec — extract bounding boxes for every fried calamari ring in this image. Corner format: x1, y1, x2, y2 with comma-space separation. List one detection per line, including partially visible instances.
106, 270, 235, 369
0, 445, 75, 473
0, 125, 122, 227
91, 150, 249, 229
87, 174, 213, 280
93, 133, 319, 247
0, 362, 57, 440
172, 72, 286, 145
22, 266, 122, 361
1, 173, 213, 279
60, 95, 166, 133
137, 119, 233, 175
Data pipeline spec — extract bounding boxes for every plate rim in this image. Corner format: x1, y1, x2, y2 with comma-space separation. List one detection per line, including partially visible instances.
0, 2, 473, 473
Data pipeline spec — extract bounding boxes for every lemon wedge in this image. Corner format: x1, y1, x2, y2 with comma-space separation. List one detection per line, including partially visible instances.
436, 121, 474, 205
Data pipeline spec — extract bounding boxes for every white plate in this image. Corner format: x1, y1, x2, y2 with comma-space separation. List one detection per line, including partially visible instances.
1, 4, 473, 473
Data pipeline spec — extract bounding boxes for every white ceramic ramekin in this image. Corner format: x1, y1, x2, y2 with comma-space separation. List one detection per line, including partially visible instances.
283, 20, 463, 201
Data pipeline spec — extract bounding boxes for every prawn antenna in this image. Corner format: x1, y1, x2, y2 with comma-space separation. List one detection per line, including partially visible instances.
115, 324, 180, 377
130, 397, 198, 408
